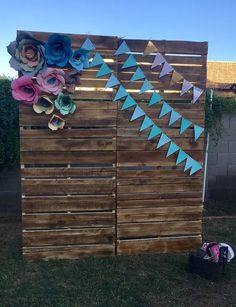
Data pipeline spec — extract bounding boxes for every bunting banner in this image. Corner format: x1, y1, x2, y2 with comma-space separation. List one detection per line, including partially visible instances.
194, 124, 204, 141
159, 62, 174, 78
142, 40, 158, 56
180, 118, 192, 134
148, 125, 162, 140
139, 79, 154, 94
121, 95, 137, 110
130, 105, 145, 121
140, 116, 154, 131
192, 86, 204, 103
168, 110, 181, 126
180, 79, 193, 96
81, 38, 95, 51
148, 91, 163, 106
151, 53, 166, 69
122, 54, 138, 69
113, 85, 128, 101
130, 67, 146, 81
159, 102, 173, 118
96, 62, 112, 77
170, 71, 182, 85
156, 133, 171, 149
166, 142, 179, 157
90, 52, 104, 67
105, 73, 120, 88
114, 41, 131, 55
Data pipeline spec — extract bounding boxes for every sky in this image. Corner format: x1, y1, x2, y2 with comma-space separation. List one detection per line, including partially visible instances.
0, 0, 236, 77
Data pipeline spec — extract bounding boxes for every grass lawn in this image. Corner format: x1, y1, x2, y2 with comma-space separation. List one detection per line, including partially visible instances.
0, 217, 235, 307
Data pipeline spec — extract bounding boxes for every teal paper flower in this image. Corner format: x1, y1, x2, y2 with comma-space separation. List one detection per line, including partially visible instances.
55, 93, 76, 115
69, 48, 89, 71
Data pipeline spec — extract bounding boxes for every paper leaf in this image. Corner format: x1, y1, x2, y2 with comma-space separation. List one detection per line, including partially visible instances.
114, 85, 128, 101
180, 79, 193, 96
194, 124, 204, 141
130, 67, 146, 81
139, 79, 153, 94
105, 73, 120, 88
190, 161, 202, 176
184, 157, 195, 172
148, 125, 162, 140
148, 91, 163, 107
180, 118, 192, 134
166, 142, 180, 157
159, 62, 174, 78
159, 102, 173, 118
96, 62, 112, 77
90, 52, 104, 67
114, 41, 131, 56
156, 133, 171, 149
192, 86, 204, 104
81, 38, 95, 51
121, 95, 137, 110
176, 150, 188, 165
151, 53, 166, 69
122, 54, 137, 69
170, 71, 182, 85
142, 40, 158, 56
168, 110, 181, 126
140, 116, 154, 131
130, 105, 145, 121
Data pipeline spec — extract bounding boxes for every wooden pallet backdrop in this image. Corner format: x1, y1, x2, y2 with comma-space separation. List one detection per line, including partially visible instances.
19, 31, 207, 260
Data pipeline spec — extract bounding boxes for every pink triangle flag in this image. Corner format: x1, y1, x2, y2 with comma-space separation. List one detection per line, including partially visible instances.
180, 79, 193, 96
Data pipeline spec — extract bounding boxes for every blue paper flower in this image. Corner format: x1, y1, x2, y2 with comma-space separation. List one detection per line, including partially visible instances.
45, 34, 72, 67
69, 48, 90, 71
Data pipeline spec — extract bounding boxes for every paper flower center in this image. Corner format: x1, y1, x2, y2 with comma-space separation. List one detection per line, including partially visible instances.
47, 77, 57, 84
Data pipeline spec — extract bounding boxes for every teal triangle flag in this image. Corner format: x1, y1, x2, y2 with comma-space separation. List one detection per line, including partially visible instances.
140, 116, 154, 131
122, 54, 137, 69
148, 125, 162, 140
156, 133, 171, 149
105, 74, 120, 88
180, 117, 192, 134
130, 105, 145, 121
121, 95, 137, 110
96, 62, 112, 77
190, 161, 202, 176
159, 102, 173, 118
184, 157, 195, 172
130, 67, 146, 81
114, 41, 131, 56
81, 38, 95, 51
169, 110, 181, 126
114, 85, 128, 101
148, 91, 163, 107
139, 79, 154, 94
90, 52, 104, 67
166, 142, 180, 157
194, 125, 204, 141
176, 150, 188, 165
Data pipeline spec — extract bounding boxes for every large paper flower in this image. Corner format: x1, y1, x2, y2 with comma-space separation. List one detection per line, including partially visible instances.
65, 69, 81, 93
36, 68, 65, 95
45, 34, 72, 67
69, 48, 90, 71
11, 76, 40, 105
55, 93, 76, 115
7, 32, 46, 76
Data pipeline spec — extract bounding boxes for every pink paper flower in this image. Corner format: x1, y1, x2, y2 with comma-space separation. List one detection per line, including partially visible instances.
11, 76, 40, 105
36, 68, 65, 95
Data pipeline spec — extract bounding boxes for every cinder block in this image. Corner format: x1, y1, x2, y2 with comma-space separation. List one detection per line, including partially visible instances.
229, 115, 236, 129
222, 114, 230, 129
228, 165, 236, 176
229, 141, 236, 153
209, 140, 228, 153
207, 153, 217, 165
218, 153, 229, 165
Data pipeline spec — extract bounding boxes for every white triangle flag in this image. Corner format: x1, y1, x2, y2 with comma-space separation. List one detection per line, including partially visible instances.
151, 53, 166, 69
180, 79, 193, 96
159, 62, 174, 78
192, 86, 204, 103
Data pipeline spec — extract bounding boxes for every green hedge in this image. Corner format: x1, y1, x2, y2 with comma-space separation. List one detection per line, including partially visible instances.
0, 78, 19, 167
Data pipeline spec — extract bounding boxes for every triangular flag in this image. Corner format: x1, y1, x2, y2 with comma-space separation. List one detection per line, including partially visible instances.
192, 86, 204, 104
140, 116, 154, 131
151, 53, 166, 69
170, 71, 182, 85
148, 125, 162, 140
180, 79, 193, 96
81, 38, 95, 51
90, 52, 104, 67
148, 91, 163, 107
176, 150, 188, 165
168, 110, 181, 126
166, 142, 180, 157
180, 118, 192, 134
142, 41, 158, 56
121, 95, 136, 110
122, 54, 137, 69
105, 74, 120, 88
159, 102, 173, 118
156, 133, 171, 149
130, 67, 146, 81
113, 85, 128, 101
114, 41, 131, 56
139, 79, 153, 94
190, 161, 202, 176
184, 157, 195, 172
159, 62, 174, 78
130, 105, 145, 121
96, 62, 112, 77
194, 124, 204, 141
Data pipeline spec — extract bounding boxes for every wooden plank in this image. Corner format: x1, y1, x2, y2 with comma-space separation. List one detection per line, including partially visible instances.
117, 192, 202, 201
22, 212, 115, 229
117, 184, 201, 194
117, 220, 202, 239
117, 235, 202, 255
23, 227, 115, 247
117, 177, 201, 186
117, 168, 201, 178
22, 195, 115, 213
